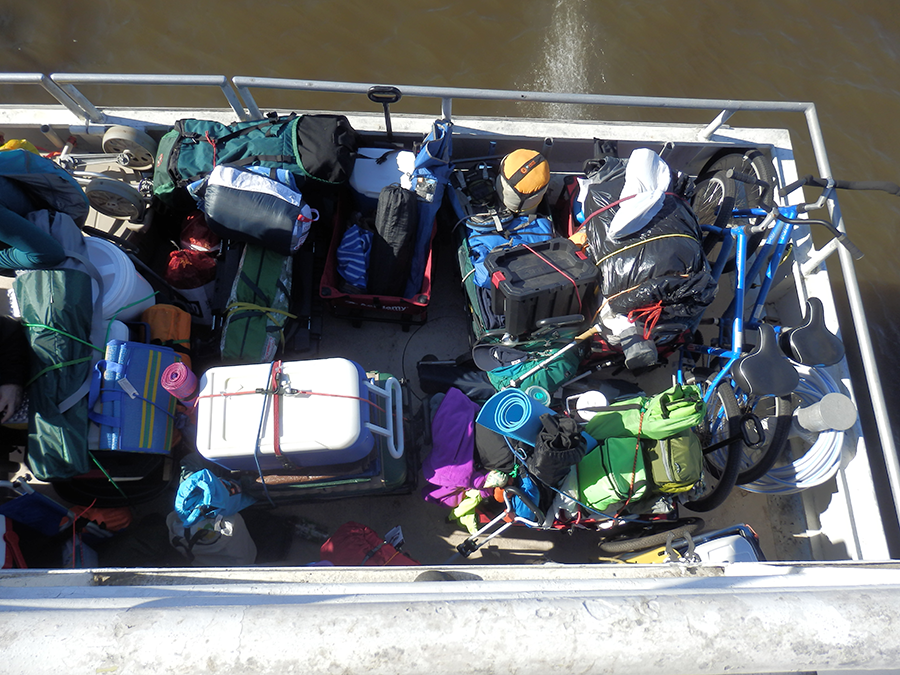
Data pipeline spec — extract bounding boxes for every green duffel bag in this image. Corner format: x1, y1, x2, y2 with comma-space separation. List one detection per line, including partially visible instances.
14, 268, 94, 480
153, 114, 360, 210
584, 383, 706, 441
220, 243, 294, 363
577, 436, 648, 512
646, 430, 703, 494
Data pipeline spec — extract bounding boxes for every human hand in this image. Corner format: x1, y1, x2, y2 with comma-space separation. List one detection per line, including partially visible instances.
0, 383, 23, 423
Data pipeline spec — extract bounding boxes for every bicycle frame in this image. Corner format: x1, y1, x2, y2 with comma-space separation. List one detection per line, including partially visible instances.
682, 204, 800, 401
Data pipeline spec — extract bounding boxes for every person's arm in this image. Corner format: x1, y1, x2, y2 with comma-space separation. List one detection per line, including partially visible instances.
0, 204, 65, 269
0, 315, 28, 423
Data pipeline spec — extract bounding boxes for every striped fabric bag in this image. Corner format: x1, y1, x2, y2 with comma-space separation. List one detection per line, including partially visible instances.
88, 340, 181, 454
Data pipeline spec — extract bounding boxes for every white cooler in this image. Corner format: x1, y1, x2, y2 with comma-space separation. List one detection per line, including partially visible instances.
195, 358, 403, 472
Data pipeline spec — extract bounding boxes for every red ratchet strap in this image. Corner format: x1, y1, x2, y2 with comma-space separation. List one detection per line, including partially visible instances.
582, 192, 637, 225
520, 243, 583, 315
615, 409, 645, 517
269, 360, 286, 461
628, 300, 664, 340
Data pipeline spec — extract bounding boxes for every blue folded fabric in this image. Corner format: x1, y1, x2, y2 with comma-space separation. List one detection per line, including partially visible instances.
336, 223, 373, 290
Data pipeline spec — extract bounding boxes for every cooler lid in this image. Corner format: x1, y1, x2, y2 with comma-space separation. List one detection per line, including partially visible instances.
195, 358, 369, 460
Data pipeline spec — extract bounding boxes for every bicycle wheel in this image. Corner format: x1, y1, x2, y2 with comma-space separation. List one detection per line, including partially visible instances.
734, 393, 793, 485
693, 169, 738, 267
692, 169, 736, 237
684, 381, 743, 512
599, 517, 705, 554
704, 149, 777, 215
693, 150, 778, 271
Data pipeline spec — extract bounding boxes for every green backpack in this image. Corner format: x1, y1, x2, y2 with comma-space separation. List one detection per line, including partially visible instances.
153, 114, 360, 209
645, 430, 703, 494
584, 383, 706, 441
577, 436, 648, 512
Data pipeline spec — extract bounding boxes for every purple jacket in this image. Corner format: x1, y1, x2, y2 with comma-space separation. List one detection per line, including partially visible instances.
421, 388, 489, 507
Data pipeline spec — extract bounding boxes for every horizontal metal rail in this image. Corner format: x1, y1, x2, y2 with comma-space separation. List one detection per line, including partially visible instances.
0, 72, 87, 119
48, 73, 246, 122
230, 75, 813, 126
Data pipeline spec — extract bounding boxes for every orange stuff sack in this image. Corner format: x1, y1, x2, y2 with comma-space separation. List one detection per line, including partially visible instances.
141, 304, 193, 370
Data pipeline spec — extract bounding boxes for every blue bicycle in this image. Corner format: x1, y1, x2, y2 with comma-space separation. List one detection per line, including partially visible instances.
681, 151, 881, 511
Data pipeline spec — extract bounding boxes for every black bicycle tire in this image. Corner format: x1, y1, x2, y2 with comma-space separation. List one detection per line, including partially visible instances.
599, 517, 706, 554
735, 394, 793, 485
700, 149, 778, 209
711, 149, 777, 210
695, 151, 778, 271
684, 381, 743, 512
692, 170, 737, 254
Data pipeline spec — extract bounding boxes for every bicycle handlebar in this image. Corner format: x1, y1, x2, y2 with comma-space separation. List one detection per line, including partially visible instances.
779, 175, 900, 199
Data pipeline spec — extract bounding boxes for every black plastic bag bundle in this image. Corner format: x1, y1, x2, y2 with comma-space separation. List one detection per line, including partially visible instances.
583, 176, 717, 344
526, 413, 588, 488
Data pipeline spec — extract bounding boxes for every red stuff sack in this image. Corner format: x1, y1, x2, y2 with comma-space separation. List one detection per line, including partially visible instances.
319, 521, 419, 566
180, 210, 221, 254
165, 249, 218, 290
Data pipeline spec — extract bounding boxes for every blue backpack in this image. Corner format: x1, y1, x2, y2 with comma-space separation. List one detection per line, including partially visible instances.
467, 213, 555, 287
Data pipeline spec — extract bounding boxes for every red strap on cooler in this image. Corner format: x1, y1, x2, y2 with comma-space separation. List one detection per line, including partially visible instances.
270, 360, 284, 459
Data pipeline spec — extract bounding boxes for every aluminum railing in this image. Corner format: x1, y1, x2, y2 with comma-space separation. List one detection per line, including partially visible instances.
3, 72, 899, 532
0, 73, 246, 123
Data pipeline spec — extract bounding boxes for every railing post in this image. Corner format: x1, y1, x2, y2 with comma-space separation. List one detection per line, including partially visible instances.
49, 81, 105, 123
441, 96, 452, 121
699, 109, 735, 140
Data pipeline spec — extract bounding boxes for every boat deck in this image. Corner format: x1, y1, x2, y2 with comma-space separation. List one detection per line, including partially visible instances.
0, 75, 896, 572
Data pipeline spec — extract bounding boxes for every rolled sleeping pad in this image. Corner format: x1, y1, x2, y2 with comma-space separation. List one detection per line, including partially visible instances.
476, 388, 597, 451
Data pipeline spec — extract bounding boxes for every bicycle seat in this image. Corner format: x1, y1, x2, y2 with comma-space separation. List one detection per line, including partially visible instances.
779, 297, 845, 366
732, 323, 800, 397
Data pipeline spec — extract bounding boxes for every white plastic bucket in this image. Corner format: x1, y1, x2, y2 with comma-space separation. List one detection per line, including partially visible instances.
85, 237, 156, 321
90, 319, 129, 353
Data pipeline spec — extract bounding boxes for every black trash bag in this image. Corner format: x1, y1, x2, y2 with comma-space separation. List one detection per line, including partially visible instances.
526, 413, 589, 488
583, 174, 717, 345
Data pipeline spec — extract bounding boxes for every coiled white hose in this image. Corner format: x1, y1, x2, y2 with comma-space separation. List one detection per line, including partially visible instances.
740, 365, 847, 494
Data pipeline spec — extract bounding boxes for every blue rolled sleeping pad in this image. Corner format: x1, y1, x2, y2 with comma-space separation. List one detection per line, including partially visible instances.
476, 388, 597, 451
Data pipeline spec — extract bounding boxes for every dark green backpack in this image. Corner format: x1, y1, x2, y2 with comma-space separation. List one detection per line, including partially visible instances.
645, 430, 703, 494
153, 114, 360, 209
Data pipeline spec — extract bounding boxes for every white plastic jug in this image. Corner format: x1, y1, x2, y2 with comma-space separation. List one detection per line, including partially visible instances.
85, 237, 156, 321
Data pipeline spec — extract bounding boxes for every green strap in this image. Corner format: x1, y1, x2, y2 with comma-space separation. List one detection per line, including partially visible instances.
25, 356, 92, 388
89, 452, 129, 500
22, 323, 104, 353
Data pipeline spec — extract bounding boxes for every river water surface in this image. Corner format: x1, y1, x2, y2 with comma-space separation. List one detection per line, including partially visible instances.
3, 1, 900, 449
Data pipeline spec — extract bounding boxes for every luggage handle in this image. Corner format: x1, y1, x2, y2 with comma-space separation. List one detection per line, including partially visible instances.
368, 86, 402, 143
364, 376, 404, 460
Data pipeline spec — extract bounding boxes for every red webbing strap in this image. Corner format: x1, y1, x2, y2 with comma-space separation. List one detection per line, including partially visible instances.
521, 242, 583, 315
628, 300, 664, 340
271, 360, 284, 458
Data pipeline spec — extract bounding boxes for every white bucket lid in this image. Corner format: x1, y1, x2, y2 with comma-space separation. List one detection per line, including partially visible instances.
85, 237, 155, 321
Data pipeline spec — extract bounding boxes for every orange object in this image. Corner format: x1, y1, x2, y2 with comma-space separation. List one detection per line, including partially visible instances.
141, 304, 193, 370
67, 505, 133, 533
